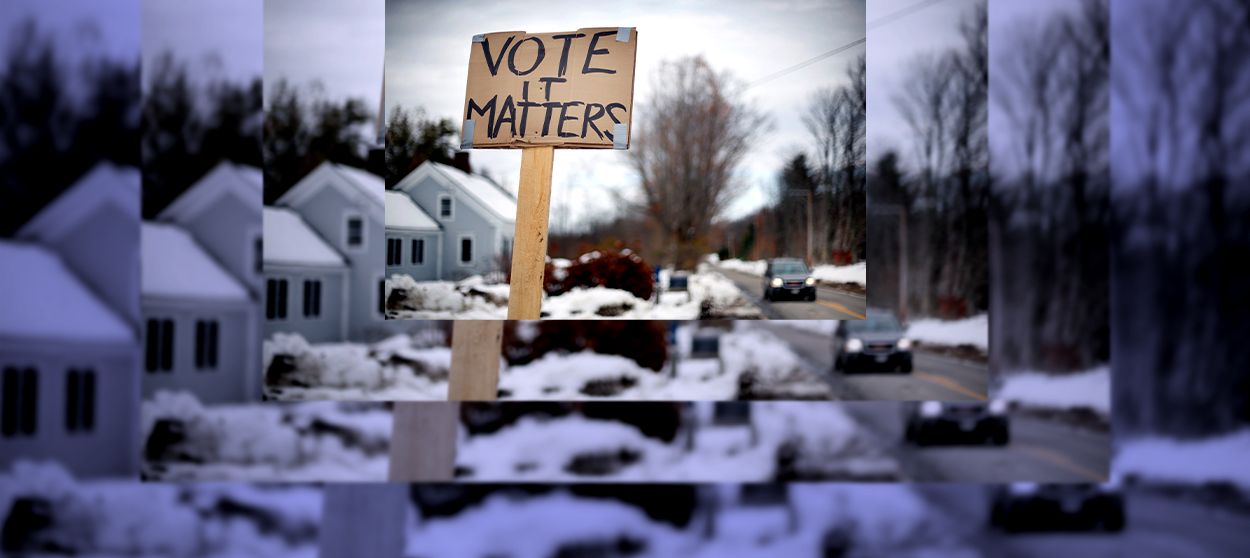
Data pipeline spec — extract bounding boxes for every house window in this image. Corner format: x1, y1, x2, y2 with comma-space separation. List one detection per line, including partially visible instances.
438, 195, 453, 219
2, 366, 37, 437
378, 280, 386, 315
266, 279, 288, 320
387, 238, 402, 266
459, 236, 474, 264
346, 216, 364, 247
254, 237, 263, 273
145, 318, 175, 373
65, 368, 95, 433
412, 239, 424, 264
195, 320, 219, 369
303, 280, 322, 317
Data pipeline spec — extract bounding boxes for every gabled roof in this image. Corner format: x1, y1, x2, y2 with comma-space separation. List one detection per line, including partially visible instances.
277, 161, 384, 211
0, 241, 132, 344
263, 206, 346, 268
401, 162, 517, 225
141, 222, 249, 301
158, 162, 262, 223
17, 162, 140, 242
385, 190, 440, 232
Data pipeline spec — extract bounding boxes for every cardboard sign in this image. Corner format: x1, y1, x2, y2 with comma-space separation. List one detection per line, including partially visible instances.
461, 27, 637, 149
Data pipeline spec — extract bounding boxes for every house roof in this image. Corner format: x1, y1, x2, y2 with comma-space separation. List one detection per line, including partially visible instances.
419, 162, 517, 225
263, 206, 346, 267
277, 161, 384, 211
385, 190, 440, 232
0, 241, 132, 344
158, 162, 262, 223
141, 222, 250, 301
17, 162, 140, 243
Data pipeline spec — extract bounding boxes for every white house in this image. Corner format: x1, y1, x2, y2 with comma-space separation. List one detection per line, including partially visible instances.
391, 162, 517, 280
140, 222, 257, 403
273, 162, 401, 340
384, 190, 442, 281
262, 206, 349, 344
2, 163, 142, 478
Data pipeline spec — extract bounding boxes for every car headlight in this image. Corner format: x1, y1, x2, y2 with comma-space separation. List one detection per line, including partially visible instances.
988, 399, 1009, 415
1009, 482, 1039, 496
920, 401, 942, 417
771, 277, 783, 288
804, 277, 815, 286
845, 338, 863, 353
896, 337, 912, 350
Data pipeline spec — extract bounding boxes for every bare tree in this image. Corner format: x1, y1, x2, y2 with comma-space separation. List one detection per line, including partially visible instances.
806, 54, 866, 264
629, 56, 767, 269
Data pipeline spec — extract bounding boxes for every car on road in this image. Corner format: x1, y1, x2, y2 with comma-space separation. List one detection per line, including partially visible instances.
832, 309, 913, 373
988, 482, 1126, 533
903, 400, 1010, 445
762, 258, 816, 301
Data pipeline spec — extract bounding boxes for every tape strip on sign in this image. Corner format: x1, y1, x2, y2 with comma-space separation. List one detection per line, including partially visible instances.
461, 120, 475, 149
612, 122, 628, 150
472, 34, 485, 43
616, 27, 632, 42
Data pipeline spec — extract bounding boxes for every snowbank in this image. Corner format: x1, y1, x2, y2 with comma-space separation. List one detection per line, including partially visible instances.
0, 461, 319, 557
264, 332, 452, 400
1114, 430, 1250, 490
997, 366, 1110, 416
719, 258, 767, 276
811, 262, 866, 287
906, 314, 988, 351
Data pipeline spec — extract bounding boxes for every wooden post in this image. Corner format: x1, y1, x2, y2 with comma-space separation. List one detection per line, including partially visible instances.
447, 320, 504, 400
388, 402, 460, 481
507, 146, 555, 319
318, 484, 407, 558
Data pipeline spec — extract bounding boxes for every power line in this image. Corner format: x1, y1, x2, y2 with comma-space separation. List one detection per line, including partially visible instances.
746, 0, 950, 89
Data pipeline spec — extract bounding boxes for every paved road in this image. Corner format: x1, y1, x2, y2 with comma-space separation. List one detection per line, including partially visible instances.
842, 402, 1112, 482
716, 267, 867, 320
757, 322, 988, 401
916, 484, 1250, 557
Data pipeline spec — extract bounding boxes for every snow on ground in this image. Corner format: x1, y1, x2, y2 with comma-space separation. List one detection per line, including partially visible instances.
267, 325, 830, 401
406, 485, 961, 558
0, 460, 319, 557
141, 391, 390, 482
997, 366, 1110, 416
775, 319, 838, 335
811, 262, 867, 287
456, 402, 895, 482
385, 264, 761, 319
1114, 430, 1250, 491
719, 258, 768, 276
905, 313, 988, 351
264, 332, 452, 400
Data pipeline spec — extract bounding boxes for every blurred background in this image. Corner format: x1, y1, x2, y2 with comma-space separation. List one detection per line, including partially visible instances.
2, 0, 1250, 556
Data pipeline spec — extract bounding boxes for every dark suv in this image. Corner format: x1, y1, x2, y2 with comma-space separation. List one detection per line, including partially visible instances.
988, 482, 1125, 532
762, 258, 816, 301
903, 400, 1010, 445
832, 309, 913, 373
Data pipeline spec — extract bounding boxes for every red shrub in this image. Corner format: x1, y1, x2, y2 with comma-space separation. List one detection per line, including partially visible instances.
553, 249, 654, 300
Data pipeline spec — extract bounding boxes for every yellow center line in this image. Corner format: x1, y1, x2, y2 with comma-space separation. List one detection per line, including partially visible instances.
1016, 444, 1107, 482
816, 300, 866, 319
913, 370, 987, 401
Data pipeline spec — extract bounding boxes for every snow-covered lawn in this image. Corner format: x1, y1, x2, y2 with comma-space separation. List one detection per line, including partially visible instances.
1113, 430, 1250, 491
456, 402, 896, 482
385, 265, 762, 320
407, 485, 963, 558
0, 461, 320, 557
905, 313, 988, 351
266, 325, 832, 401
997, 366, 1110, 417
141, 391, 391, 481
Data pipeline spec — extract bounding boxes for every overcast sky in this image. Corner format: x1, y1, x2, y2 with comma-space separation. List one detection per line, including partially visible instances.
866, 0, 983, 169
386, 0, 864, 227
265, 0, 385, 114
143, 0, 262, 89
